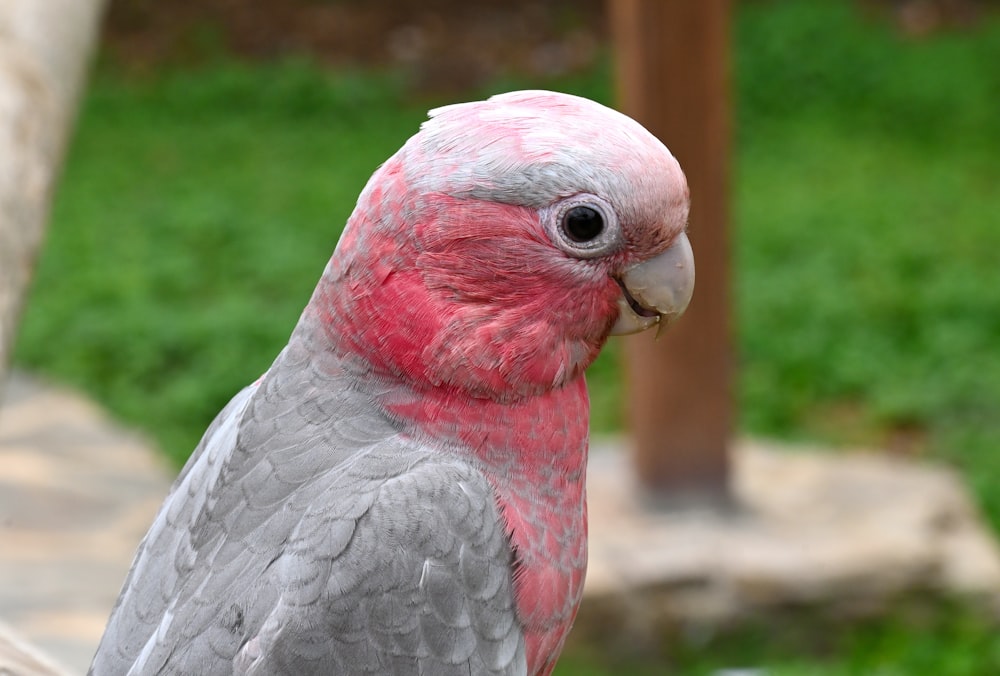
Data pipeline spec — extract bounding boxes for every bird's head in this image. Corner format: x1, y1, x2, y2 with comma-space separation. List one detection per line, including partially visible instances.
308, 90, 694, 402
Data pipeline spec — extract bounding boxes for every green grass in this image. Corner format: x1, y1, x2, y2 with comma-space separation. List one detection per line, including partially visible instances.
16, 63, 431, 463
12, 0, 1000, 672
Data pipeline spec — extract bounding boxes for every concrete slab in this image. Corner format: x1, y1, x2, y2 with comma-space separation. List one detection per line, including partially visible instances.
581, 440, 1000, 643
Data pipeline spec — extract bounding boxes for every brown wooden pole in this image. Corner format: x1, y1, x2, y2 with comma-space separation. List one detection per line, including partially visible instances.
609, 0, 734, 499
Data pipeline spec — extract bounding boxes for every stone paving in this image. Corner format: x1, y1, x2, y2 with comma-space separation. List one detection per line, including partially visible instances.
0, 373, 171, 674
584, 439, 1000, 646
3, 372, 1000, 673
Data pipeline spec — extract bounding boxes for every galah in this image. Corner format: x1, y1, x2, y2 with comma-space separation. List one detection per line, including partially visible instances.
91, 90, 694, 676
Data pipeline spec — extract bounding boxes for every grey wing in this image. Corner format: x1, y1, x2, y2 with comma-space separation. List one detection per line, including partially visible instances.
233, 450, 526, 676
90, 340, 378, 673
110, 443, 525, 676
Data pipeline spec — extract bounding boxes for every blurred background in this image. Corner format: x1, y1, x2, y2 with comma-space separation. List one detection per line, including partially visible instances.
9, 0, 1000, 673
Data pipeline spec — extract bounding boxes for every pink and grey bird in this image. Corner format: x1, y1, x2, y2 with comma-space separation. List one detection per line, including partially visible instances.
91, 90, 694, 675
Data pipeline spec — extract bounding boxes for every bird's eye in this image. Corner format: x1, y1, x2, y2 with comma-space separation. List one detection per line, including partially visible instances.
544, 193, 620, 259
562, 206, 604, 242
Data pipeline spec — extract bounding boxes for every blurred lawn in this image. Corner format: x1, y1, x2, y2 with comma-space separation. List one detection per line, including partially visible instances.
12, 0, 1000, 673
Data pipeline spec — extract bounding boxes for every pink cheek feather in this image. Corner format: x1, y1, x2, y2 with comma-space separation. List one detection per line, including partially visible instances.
327, 194, 620, 398
340, 267, 452, 383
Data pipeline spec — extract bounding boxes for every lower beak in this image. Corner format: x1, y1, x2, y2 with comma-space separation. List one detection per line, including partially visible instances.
610, 231, 695, 336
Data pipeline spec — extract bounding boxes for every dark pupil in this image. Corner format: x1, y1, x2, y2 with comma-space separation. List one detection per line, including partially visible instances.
563, 206, 604, 243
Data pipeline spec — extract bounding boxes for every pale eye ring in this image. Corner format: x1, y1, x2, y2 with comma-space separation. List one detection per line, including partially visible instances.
545, 194, 621, 259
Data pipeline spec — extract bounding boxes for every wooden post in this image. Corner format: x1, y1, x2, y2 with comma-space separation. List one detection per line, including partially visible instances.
609, 0, 734, 499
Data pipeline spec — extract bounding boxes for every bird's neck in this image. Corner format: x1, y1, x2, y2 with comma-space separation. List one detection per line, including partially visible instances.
379, 373, 590, 675
377, 372, 590, 480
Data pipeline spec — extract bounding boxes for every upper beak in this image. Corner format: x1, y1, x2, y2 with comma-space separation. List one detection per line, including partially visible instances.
610, 231, 695, 336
